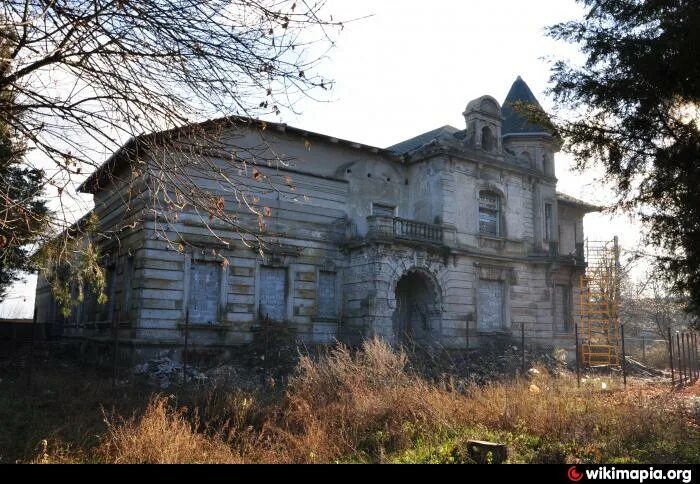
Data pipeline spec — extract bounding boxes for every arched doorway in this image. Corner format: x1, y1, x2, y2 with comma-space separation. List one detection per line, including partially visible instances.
393, 270, 441, 344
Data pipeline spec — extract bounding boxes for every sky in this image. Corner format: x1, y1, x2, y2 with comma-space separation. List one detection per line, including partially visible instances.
0, 0, 644, 318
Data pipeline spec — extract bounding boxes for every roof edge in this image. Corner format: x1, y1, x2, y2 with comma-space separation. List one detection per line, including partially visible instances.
556, 192, 604, 213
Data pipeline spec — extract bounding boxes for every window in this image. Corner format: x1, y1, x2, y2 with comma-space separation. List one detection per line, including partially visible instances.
188, 261, 221, 324
99, 264, 117, 322
478, 279, 505, 331
372, 203, 396, 217
544, 203, 553, 241
555, 285, 571, 332
543, 154, 554, 176
479, 191, 500, 236
259, 266, 287, 321
481, 126, 494, 152
317, 271, 337, 319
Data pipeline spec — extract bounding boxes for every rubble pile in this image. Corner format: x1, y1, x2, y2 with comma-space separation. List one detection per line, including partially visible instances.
133, 357, 207, 388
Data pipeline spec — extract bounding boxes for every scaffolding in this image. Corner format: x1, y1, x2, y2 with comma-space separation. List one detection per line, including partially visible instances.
579, 237, 622, 367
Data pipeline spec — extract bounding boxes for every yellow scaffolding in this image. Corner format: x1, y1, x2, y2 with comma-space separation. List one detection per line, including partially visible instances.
579, 237, 621, 367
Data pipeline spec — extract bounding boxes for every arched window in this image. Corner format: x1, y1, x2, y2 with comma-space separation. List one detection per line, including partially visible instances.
479, 191, 501, 236
481, 126, 494, 152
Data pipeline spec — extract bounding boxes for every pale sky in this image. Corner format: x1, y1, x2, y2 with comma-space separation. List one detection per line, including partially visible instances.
0, 0, 643, 318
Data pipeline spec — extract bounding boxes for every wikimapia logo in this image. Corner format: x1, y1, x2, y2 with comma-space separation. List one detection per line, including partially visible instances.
567, 466, 693, 483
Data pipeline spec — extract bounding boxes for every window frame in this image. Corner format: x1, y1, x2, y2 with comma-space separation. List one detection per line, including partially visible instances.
477, 278, 506, 332
315, 269, 341, 321
183, 254, 229, 325
371, 202, 397, 218
554, 284, 573, 333
478, 190, 501, 237
544, 202, 554, 242
255, 265, 289, 323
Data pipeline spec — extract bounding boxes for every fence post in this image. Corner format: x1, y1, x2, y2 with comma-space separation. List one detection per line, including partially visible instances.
575, 322, 581, 389
691, 331, 700, 381
676, 332, 683, 386
692, 333, 696, 382
668, 327, 675, 388
26, 307, 37, 389
681, 333, 693, 384
112, 312, 119, 388
620, 323, 627, 387
521, 322, 525, 375
183, 308, 190, 383
465, 316, 470, 382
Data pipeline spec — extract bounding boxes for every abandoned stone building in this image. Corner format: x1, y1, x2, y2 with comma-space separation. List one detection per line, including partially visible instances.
34, 76, 600, 359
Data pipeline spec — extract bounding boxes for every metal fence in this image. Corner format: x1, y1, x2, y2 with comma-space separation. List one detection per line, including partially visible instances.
668, 329, 699, 389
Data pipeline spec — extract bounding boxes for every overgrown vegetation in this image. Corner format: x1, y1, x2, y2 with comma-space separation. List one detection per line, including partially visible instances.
1, 338, 697, 464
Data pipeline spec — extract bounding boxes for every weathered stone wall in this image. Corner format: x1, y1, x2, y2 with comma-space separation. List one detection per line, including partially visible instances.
35, 107, 590, 359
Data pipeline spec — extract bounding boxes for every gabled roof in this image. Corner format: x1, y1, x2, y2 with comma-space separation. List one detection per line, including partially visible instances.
78, 116, 397, 194
556, 192, 603, 213
501, 76, 552, 137
386, 125, 460, 155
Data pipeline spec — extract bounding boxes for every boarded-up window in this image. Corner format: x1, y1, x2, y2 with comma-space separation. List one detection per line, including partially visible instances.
188, 261, 221, 324
479, 191, 500, 236
555, 285, 571, 332
317, 271, 337, 318
544, 203, 553, 241
259, 266, 287, 321
478, 279, 504, 331
372, 203, 396, 217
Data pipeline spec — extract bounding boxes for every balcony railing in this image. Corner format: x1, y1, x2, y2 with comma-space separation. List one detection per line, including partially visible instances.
393, 217, 444, 243
366, 215, 444, 244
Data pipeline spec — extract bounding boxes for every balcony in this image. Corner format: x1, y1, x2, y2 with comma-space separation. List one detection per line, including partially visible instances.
367, 215, 445, 245
531, 241, 586, 265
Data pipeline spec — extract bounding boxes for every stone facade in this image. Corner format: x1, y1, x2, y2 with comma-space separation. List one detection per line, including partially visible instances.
34, 77, 599, 359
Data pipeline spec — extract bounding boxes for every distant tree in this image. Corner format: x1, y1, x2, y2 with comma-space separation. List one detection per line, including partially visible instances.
0, 1, 342, 312
547, 0, 700, 319
0, 25, 48, 301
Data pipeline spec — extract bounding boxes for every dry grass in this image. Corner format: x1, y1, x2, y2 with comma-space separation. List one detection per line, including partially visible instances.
4, 338, 698, 464
95, 396, 240, 464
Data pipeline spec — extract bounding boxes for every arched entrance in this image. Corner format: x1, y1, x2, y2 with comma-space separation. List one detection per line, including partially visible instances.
392, 270, 441, 344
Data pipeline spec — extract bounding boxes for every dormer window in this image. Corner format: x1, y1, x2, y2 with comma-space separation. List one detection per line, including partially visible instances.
479, 191, 501, 237
481, 126, 494, 152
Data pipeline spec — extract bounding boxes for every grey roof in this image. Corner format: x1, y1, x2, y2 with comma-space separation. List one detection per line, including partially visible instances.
556, 192, 603, 212
502, 76, 551, 136
79, 115, 398, 194
387, 125, 460, 155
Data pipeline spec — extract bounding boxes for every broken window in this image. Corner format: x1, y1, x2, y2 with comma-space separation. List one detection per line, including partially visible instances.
544, 203, 553, 241
317, 271, 337, 319
479, 191, 500, 236
555, 284, 571, 332
259, 266, 287, 321
478, 279, 504, 331
188, 260, 221, 324
372, 203, 396, 217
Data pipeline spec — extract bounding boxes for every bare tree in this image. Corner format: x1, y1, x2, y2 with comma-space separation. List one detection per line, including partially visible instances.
620, 262, 695, 341
0, 1, 344, 310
